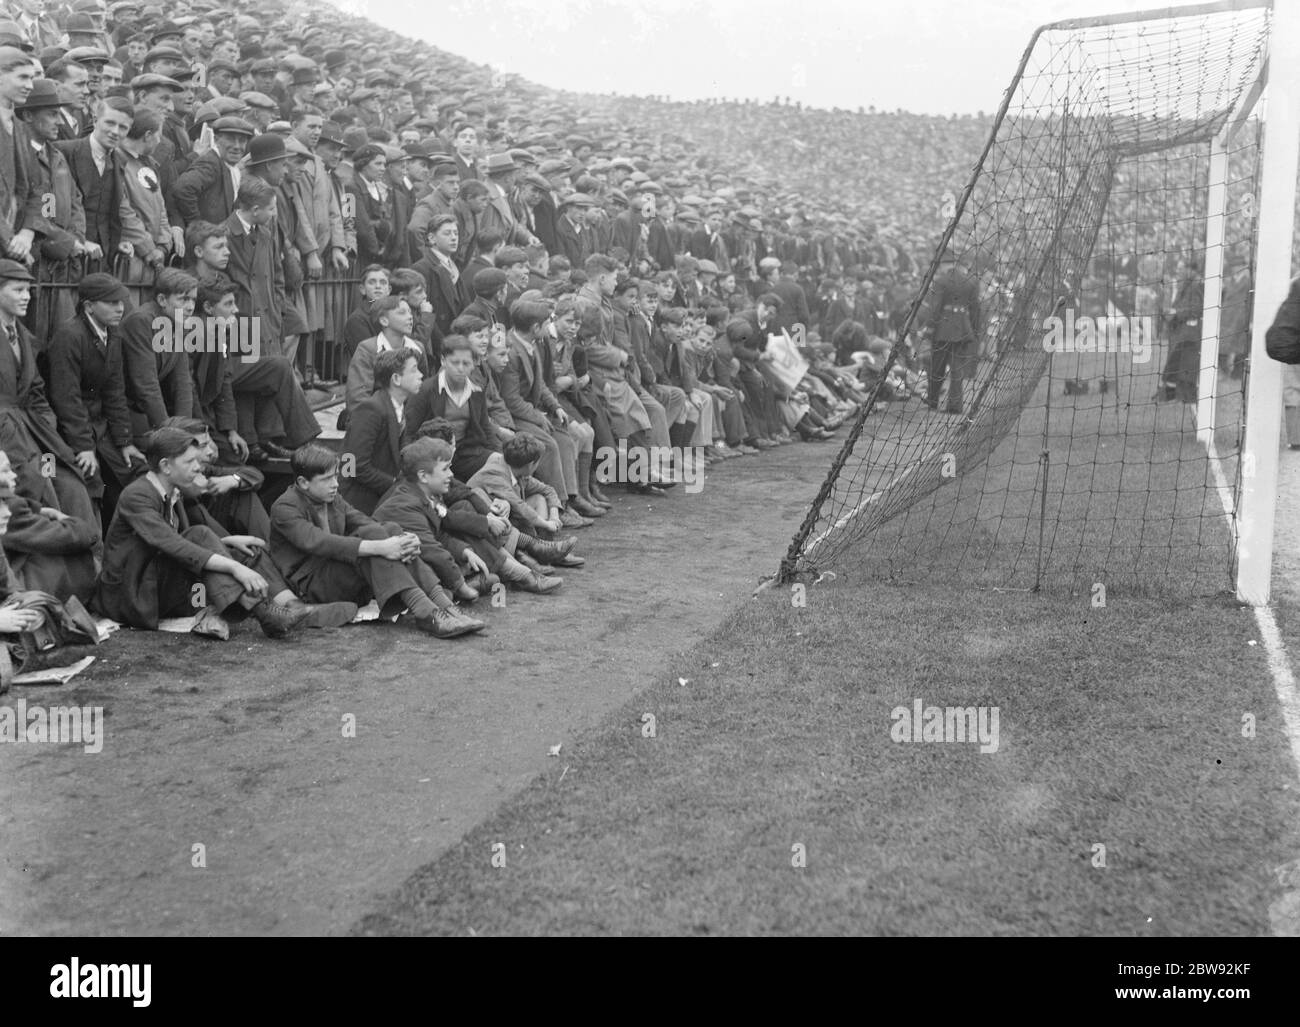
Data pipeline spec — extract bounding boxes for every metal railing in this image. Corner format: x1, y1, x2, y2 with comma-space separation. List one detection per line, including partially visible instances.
22, 256, 363, 388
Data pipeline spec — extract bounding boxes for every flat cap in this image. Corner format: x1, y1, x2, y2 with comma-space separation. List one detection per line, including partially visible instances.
142, 45, 183, 65
238, 90, 279, 110
130, 73, 182, 92
0, 258, 35, 282
78, 272, 130, 303
211, 116, 255, 136
472, 267, 509, 296
66, 46, 110, 65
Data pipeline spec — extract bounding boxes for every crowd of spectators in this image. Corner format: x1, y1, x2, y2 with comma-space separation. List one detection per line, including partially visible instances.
0, 0, 1029, 673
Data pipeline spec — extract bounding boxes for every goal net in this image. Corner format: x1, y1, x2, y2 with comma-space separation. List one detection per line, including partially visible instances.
780, 0, 1276, 597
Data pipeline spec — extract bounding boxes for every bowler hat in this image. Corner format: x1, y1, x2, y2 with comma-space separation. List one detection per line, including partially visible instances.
246, 133, 287, 166
16, 80, 64, 111
318, 122, 345, 147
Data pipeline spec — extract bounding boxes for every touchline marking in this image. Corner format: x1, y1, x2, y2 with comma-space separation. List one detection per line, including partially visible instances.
1206, 436, 1300, 937
804, 439, 941, 557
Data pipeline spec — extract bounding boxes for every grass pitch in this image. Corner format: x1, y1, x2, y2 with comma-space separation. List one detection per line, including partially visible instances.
356, 578, 1299, 936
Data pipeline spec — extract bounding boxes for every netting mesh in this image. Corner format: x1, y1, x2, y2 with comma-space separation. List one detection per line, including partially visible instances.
781, 0, 1271, 597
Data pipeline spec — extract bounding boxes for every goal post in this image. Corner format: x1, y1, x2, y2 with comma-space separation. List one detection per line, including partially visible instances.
1236, 0, 1300, 605
778, 0, 1290, 602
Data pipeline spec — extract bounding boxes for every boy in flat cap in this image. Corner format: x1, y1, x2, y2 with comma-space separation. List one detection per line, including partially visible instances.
40, 272, 145, 526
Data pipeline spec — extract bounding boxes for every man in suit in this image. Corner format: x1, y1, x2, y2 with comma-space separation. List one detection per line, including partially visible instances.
383, 146, 416, 267
168, 115, 252, 229
40, 273, 147, 524
14, 79, 90, 276
0, 259, 95, 522
13, 0, 60, 53
130, 71, 188, 191
516, 171, 552, 252
222, 172, 286, 353
45, 59, 91, 141
553, 192, 594, 268
479, 152, 536, 249
94, 425, 324, 639
55, 96, 154, 261
315, 121, 355, 260
0, 47, 42, 267
288, 108, 350, 278
340, 347, 420, 515
689, 208, 732, 273
452, 179, 490, 267
268, 442, 483, 638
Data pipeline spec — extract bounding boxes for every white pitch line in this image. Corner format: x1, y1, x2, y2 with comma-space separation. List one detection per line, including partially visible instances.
1206, 437, 1300, 795
803, 439, 942, 557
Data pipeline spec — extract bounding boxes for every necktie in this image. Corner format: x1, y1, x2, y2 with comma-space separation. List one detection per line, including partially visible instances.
5, 324, 19, 366
166, 495, 179, 530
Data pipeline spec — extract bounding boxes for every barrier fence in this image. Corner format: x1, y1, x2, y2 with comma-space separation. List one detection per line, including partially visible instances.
22, 255, 363, 389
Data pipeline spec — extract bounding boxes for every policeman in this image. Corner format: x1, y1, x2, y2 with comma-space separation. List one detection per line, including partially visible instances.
923, 250, 981, 414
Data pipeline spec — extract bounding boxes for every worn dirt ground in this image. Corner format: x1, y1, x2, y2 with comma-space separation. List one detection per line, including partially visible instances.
0, 442, 834, 937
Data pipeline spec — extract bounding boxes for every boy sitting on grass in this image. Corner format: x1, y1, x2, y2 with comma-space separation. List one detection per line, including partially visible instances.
467, 434, 584, 569
374, 435, 567, 602
96, 427, 351, 640
270, 443, 485, 638
407, 420, 569, 591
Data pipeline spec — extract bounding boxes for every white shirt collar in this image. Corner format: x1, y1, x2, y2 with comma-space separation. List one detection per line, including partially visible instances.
375, 333, 421, 354
89, 135, 110, 169
438, 368, 479, 401
146, 472, 178, 506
